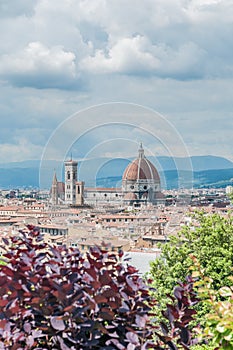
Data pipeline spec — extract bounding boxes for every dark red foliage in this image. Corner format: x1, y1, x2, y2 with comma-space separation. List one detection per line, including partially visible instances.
154, 276, 200, 350
0, 226, 156, 349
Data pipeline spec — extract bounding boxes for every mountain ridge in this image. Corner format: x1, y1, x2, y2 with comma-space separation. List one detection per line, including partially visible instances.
0, 155, 233, 189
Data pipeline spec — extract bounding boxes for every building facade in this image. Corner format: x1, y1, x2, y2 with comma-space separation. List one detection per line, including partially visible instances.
122, 144, 162, 204
50, 145, 162, 206
64, 159, 78, 205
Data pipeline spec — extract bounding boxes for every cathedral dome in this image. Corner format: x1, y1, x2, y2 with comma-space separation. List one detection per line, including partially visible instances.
122, 144, 160, 182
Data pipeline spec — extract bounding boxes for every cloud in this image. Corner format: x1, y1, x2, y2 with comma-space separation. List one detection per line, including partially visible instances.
80, 36, 159, 74
0, 0, 233, 165
78, 0, 233, 79
0, 137, 43, 162
0, 42, 79, 89
81, 36, 206, 79
0, 0, 38, 18
1, 0, 232, 83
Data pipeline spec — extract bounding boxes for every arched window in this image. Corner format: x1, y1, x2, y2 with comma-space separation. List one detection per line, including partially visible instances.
67, 171, 70, 180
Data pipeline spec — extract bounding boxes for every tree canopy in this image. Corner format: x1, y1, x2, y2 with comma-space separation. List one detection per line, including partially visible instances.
149, 211, 233, 318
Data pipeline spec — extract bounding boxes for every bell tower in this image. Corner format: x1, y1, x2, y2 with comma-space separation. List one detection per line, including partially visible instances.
64, 159, 78, 205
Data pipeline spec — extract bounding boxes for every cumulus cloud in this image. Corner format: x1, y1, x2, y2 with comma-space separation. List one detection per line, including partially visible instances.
1, 0, 232, 83
80, 36, 160, 74
0, 0, 233, 164
77, 0, 232, 79
81, 35, 206, 79
0, 42, 79, 89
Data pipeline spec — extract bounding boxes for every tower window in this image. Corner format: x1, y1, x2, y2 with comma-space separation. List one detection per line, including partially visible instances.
67, 171, 70, 180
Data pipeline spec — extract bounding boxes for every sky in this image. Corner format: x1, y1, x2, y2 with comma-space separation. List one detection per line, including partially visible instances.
0, 0, 233, 165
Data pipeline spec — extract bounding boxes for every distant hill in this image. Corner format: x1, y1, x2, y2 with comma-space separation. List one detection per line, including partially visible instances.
0, 168, 39, 189
154, 155, 233, 171
190, 155, 233, 171
97, 169, 233, 190
0, 155, 233, 189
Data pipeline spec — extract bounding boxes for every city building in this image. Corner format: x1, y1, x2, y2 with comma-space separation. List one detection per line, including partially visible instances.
50, 144, 163, 207
50, 159, 84, 207
122, 143, 163, 205
64, 159, 78, 205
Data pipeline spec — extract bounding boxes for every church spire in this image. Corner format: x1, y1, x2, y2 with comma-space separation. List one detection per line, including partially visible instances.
52, 171, 57, 185
51, 170, 58, 206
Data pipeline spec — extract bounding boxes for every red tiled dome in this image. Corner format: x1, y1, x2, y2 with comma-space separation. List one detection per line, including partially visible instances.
122, 145, 160, 182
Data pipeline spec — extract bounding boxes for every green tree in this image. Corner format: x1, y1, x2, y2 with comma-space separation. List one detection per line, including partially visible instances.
149, 211, 233, 321
226, 191, 233, 204
192, 259, 233, 350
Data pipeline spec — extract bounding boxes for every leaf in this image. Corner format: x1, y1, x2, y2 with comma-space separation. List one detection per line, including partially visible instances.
23, 322, 31, 333
160, 321, 169, 335
0, 319, 7, 329
1, 266, 14, 277
126, 332, 139, 345
135, 315, 147, 328
50, 316, 66, 331
173, 286, 183, 300
58, 336, 71, 350
180, 327, 190, 344
219, 286, 232, 297
191, 271, 200, 278
0, 299, 8, 307
2, 238, 9, 246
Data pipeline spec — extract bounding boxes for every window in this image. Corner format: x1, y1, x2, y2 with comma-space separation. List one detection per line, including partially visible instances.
67, 171, 70, 180
77, 186, 80, 194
